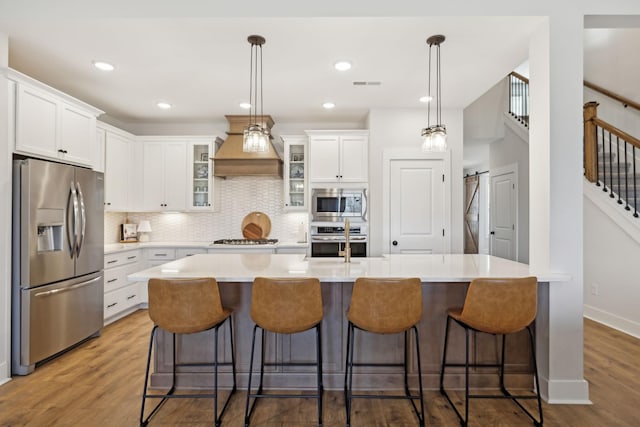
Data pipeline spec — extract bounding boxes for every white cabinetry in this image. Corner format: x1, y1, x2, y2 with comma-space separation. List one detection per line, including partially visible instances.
103, 126, 136, 212
10, 69, 102, 168
187, 139, 221, 211
282, 135, 308, 211
141, 139, 187, 211
307, 131, 368, 184
103, 249, 142, 325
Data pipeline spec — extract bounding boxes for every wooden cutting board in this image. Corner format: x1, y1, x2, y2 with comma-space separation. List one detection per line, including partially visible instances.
241, 211, 271, 239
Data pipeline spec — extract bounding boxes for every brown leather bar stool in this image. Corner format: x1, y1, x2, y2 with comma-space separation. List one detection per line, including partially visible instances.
244, 277, 324, 427
344, 277, 425, 427
140, 277, 237, 427
440, 276, 543, 426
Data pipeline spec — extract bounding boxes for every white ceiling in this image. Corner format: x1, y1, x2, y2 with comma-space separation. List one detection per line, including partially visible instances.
0, 16, 543, 126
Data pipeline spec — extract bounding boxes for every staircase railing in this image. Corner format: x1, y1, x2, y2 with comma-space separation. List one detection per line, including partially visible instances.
509, 72, 529, 128
584, 101, 640, 218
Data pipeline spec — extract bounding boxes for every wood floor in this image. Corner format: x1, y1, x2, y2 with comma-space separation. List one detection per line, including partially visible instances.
1, 310, 638, 426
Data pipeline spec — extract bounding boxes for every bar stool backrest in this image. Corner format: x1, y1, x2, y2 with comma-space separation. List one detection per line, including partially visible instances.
251, 277, 323, 334
459, 277, 537, 334
148, 277, 226, 334
348, 277, 422, 334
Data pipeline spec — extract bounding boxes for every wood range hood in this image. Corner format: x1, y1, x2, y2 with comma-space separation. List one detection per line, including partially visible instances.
213, 115, 283, 178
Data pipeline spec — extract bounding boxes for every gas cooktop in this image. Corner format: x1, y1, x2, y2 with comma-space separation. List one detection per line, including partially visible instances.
212, 238, 278, 245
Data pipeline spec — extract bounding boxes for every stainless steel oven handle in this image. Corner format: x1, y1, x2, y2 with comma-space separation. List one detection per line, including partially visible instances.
34, 276, 102, 297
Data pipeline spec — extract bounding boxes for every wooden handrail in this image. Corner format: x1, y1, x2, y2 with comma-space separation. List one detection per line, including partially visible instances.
584, 80, 640, 112
510, 71, 529, 84
591, 117, 640, 150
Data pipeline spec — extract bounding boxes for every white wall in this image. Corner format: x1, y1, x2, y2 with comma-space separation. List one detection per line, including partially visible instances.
490, 125, 530, 263
367, 107, 464, 256
584, 194, 640, 338
0, 34, 11, 385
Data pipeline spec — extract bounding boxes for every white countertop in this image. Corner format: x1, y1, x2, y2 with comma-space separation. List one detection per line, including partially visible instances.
104, 241, 309, 254
128, 253, 570, 283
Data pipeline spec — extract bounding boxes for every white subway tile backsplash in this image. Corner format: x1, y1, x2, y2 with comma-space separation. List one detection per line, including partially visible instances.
104, 177, 308, 244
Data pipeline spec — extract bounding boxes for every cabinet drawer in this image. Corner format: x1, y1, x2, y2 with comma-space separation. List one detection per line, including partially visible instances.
104, 249, 141, 269
176, 248, 206, 259
104, 283, 139, 320
146, 248, 176, 261
104, 262, 142, 292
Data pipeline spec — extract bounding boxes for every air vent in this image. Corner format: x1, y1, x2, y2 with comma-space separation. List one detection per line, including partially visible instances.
352, 81, 382, 86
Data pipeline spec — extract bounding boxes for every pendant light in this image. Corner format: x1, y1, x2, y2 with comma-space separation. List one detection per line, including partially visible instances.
243, 35, 270, 153
421, 35, 447, 152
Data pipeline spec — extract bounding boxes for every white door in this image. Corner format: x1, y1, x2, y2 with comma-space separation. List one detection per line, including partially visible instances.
389, 159, 445, 254
490, 168, 517, 260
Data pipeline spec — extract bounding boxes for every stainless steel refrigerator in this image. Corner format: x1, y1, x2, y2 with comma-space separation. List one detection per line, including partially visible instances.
12, 158, 104, 375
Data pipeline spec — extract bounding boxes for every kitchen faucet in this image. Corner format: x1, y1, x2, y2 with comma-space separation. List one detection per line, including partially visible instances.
339, 218, 351, 263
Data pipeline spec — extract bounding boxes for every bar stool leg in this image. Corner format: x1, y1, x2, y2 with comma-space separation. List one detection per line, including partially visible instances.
439, 316, 451, 394
244, 324, 260, 426
413, 325, 426, 426
499, 334, 507, 394
343, 320, 351, 421
316, 323, 323, 427
464, 326, 470, 426
346, 321, 356, 427
213, 326, 219, 427
527, 326, 544, 426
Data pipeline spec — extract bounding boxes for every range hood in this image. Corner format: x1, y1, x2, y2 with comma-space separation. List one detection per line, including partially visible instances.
213, 115, 283, 177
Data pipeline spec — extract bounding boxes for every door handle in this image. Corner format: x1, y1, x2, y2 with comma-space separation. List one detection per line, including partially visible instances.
76, 182, 86, 257
392, 240, 398, 246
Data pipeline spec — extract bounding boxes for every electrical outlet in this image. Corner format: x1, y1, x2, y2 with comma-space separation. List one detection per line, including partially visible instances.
591, 283, 599, 296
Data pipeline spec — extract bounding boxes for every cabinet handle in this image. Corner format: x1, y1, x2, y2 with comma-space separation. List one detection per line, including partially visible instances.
336, 175, 339, 178
154, 253, 167, 257
127, 255, 137, 260
107, 278, 118, 283
107, 260, 118, 264
127, 294, 137, 300
105, 202, 111, 206
107, 302, 118, 308
58, 149, 68, 154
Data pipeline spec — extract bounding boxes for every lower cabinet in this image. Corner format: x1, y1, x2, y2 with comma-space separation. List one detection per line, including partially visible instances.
103, 249, 142, 325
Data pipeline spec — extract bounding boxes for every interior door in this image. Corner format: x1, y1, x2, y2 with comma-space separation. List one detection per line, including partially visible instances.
464, 175, 480, 254
389, 159, 445, 254
490, 170, 516, 260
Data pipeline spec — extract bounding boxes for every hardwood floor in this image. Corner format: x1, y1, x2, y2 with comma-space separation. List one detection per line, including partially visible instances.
1, 311, 638, 426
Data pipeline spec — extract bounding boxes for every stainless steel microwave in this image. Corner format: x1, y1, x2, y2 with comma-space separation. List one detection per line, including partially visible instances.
311, 188, 367, 222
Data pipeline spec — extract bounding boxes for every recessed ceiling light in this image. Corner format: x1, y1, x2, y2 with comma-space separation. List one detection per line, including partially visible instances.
419, 96, 433, 103
92, 61, 115, 71
322, 102, 336, 109
239, 102, 251, 109
334, 61, 352, 71
157, 102, 172, 110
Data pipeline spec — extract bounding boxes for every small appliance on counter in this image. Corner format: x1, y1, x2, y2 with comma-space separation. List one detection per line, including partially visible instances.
12, 158, 104, 375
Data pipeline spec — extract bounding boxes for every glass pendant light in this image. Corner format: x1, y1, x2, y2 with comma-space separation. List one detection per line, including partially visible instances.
421, 35, 447, 152
243, 35, 270, 153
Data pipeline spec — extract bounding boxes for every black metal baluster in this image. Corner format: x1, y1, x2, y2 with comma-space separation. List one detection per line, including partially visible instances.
598, 128, 607, 193
625, 140, 630, 210
509, 75, 513, 117
609, 131, 615, 198
634, 146, 639, 218
616, 136, 622, 204
524, 82, 529, 127
595, 126, 601, 187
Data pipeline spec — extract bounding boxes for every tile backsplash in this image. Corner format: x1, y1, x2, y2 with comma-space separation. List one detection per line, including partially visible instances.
104, 176, 308, 244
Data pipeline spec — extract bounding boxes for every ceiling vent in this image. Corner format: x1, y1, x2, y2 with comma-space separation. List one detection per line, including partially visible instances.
352, 81, 382, 86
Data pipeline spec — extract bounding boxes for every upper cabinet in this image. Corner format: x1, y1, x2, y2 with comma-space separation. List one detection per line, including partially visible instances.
307, 130, 368, 184
141, 138, 187, 211
282, 135, 308, 211
102, 124, 137, 212
9, 69, 103, 168
187, 138, 221, 212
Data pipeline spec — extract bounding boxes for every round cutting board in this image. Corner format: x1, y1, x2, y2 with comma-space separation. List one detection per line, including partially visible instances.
241, 211, 271, 239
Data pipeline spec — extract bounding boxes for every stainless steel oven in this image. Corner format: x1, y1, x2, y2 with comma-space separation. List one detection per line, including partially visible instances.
310, 224, 367, 257
311, 188, 367, 222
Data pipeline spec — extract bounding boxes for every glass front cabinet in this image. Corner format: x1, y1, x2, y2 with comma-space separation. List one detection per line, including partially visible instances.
282, 135, 308, 211
187, 138, 220, 211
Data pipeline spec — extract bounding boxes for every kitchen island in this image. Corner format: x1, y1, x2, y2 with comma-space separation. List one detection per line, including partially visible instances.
129, 254, 568, 396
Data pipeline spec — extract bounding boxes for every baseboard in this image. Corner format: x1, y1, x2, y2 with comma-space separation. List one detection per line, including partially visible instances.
540, 377, 591, 404
584, 305, 640, 339
0, 361, 11, 386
